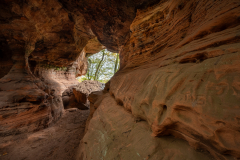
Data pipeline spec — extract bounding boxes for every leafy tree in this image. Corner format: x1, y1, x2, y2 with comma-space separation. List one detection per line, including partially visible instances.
94, 50, 105, 80
77, 49, 120, 83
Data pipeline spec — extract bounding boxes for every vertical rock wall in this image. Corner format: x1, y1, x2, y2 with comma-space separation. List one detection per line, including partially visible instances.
0, 61, 62, 136
79, 0, 240, 159
0, 0, 104, 136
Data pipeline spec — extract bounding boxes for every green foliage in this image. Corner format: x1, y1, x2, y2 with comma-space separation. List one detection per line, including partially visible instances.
78, 49, 120, 83
40, 63, 68, 71
62, 67, 67, 71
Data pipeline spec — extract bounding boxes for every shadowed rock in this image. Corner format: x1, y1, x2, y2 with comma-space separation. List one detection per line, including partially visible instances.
62, 80, 104, 110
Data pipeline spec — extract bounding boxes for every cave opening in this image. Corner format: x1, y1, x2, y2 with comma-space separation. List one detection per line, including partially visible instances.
0, 0, 240, 159
77, 49, 120, 84
62, 49, 119, 110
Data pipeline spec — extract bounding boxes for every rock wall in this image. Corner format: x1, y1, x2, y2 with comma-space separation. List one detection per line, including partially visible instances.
0, 0, 96, 66
79, 0, 240, 159
0, 60, 63, 136
78, 93, 213, 160
0, 0, 104, 136
1, 0, 240, 159
34, 65, 79, 94
59, 0, 160, 52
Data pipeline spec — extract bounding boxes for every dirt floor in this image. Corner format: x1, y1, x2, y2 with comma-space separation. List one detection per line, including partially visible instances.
0, 108, 89, 160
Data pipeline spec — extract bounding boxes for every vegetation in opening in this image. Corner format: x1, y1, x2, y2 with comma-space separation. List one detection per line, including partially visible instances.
77, 49, 120, 83
40, 63, 68, 71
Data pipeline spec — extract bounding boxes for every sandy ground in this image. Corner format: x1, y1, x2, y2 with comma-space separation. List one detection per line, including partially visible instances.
0, 108, 89, 160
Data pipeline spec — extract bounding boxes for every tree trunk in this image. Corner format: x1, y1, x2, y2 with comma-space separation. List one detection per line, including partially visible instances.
114, 53, 119, 74
94, 50, 105, 80
87, 59, 91, 80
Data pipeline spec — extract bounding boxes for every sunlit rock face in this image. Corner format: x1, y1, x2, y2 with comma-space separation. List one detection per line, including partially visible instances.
78, 93, 213, 160
79, 0, 240, 159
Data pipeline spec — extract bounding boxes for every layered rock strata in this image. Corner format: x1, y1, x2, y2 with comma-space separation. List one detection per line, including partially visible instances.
59, 0, 160, 52
0, 0, 240, 159
0, 60, 63, 136
62, 80, 104, 110
0, 0, 104, 136
78, 92, 213, 160
79, 0, 240, 159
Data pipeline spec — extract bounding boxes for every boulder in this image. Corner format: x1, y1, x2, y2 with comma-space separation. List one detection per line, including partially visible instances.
62, 80, 104, 110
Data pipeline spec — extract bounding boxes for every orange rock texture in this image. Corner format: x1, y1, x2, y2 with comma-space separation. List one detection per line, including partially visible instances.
0, 0, 240, 159
0, 0, 103, 136
78, 0, 240, 159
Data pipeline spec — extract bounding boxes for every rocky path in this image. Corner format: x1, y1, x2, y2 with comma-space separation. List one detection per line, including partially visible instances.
0, 109, 89, 160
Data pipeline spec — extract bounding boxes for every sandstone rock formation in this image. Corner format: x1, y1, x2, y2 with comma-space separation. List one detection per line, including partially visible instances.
1, 0, 240, 159
0, 0, 104, 136
62, 80, 104, 110
78, 93, 213, 160
0, 61, 58, 136
0, 108, 90, 160
59, 0, 160, 52
77, 0, 240, 159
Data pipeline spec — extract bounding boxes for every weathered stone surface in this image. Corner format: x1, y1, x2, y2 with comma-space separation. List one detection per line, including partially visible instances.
80, 0, 240, 159
84, 37, 106, 56
0, 108, 89, 160
72, 89, 87, 104
0, 41, 13, 79
62, 80, 104, 110
1, 0, 240, 159
33, 64, 79, 94
0, 0, 104, 135
0, 0, 94, 66
59, 0, 160, 52
0, 61, 63, 136
75, 38, 105, 77
74, 80, 105, 97
83, 91, 107, 135
78, 94, 212, 160
62, 86, 88, 110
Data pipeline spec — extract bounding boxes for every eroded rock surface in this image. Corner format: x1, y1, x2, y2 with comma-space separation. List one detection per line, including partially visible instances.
0, 0, 95, 66
79, 0, 240, 159
78, 93, 212, 160
0, 0, 104, 135
62, 80, 104, 110
0, 61, 63, 136
0, 109, 89, 160
59, 0, 160, 52
1, 0, 240, 159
